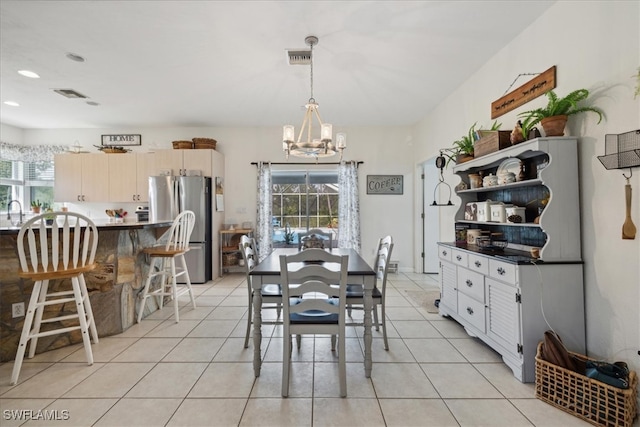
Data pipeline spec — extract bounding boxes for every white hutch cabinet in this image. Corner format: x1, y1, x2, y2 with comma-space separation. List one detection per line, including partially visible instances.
438, 137, 586, 383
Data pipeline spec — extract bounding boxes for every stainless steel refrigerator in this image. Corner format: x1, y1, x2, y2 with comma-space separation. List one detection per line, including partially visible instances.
148, 176, 212, 283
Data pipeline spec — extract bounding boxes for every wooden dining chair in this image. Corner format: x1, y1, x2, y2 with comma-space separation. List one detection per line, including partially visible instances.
279, 248, 349, 397
345, 235, 394, 350
297, 228, 333, 250
239, 235, 283, 348
12, 211, 99, 385
137, 210, 197, 324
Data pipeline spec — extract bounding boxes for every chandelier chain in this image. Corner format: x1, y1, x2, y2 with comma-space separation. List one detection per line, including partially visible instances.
309, 40, 314, 102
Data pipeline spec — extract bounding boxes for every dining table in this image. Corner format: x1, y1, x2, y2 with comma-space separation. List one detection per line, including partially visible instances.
248, 247, 377, 378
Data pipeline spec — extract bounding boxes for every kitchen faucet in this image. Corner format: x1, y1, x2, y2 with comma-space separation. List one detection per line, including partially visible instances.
7, 200, 23, 226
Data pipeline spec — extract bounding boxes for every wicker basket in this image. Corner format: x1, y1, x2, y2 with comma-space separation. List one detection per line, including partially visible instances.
222, 253, 238, 266
172, 140, 193, 149
192, 137, 217, 150
535, 342, 638, 427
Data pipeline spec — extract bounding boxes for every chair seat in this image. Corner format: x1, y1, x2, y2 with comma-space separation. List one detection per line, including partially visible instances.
18, 263, 97, 281
260, 284, 282, 297
290, 311, 339, 324
345, 284, 382, 299
143, 246, 190, 257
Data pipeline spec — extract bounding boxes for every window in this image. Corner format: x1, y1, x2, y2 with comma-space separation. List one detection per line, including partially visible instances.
272, 170, 338, 244
1, 159, 55, 212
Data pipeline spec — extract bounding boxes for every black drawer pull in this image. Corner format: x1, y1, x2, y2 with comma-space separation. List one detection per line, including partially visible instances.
475, 261, 481, 267
456, 255, 462, 261
497, 267, 506, 275
466, 279, 473, 287
442, 250, 447, 256
466, 307, 474, 315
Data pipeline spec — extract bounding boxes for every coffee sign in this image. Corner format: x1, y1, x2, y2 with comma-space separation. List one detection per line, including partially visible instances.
367, 175, 403, 195
101, 134, 142, 146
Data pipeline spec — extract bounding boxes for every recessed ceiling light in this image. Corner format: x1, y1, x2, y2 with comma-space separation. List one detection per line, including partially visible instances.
86, 101, 100, 106
4, 101, 20, 106
66, 52, 86, 62
18, 70, 40, 78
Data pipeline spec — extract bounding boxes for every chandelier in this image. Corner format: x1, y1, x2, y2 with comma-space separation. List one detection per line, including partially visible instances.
283, 35, 346, 160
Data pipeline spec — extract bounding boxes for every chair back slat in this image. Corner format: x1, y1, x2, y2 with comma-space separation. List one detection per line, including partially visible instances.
165, 210, 195, 251
297, 228, 333, 250
17, 212, 98, 274
279, 249, 348, 322
374, 235, 394, 286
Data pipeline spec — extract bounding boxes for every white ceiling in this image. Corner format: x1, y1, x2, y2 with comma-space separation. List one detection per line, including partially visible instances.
0, 0, 555, 130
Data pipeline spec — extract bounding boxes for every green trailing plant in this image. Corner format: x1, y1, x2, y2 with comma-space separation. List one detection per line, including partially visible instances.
444, 122, 477, 167
518, 89, 604, 127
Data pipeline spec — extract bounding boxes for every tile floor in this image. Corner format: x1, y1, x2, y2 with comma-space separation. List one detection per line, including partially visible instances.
0, 272, 594, 426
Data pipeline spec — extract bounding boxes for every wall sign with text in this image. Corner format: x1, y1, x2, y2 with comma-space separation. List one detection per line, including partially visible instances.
367, 175, 403, 195
101, 134, 142, 146
491, 66, 556, 119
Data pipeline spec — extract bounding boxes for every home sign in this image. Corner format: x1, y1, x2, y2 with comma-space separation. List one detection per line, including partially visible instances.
101, 134, 142, 146
367, 175, 403, 195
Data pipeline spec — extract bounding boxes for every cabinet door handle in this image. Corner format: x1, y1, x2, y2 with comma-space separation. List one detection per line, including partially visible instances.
466, 307, 474, 315
475, 261, 481, 267
132, 195, 136, 201
77, 195, 81, 201
82, 195, 85, 201
497, 267, 506, 275
456, 255, 462, 261
137, 195, 141, 201
466, 279, 473, 287
442, 250, 447, 256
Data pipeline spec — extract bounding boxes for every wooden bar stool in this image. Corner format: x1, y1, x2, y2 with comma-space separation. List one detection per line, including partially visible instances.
12, 211, 99, 385
137, 210, 197, 323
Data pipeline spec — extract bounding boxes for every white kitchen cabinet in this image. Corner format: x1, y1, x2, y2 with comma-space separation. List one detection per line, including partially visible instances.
437, 137, 585, 383
54, 153, 109, 202
152, 149, 213, 177
108, 153, 154, 202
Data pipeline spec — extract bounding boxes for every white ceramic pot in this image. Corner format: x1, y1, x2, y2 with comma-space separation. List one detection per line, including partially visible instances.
505, 206, 526, 223
467, 229, 482, 245
475, 200, 497, 222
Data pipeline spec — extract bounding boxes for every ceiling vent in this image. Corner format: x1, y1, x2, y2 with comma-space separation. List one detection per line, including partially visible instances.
286, 48, 311, 65
53, 89, 87, 99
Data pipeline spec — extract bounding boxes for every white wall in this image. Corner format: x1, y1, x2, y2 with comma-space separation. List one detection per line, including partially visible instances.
412, 0, 640, 384
1, 123, 23, 143
3, 123, 417, 270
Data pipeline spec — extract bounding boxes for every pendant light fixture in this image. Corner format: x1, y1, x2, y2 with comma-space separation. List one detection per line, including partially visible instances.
283, 36, 346, 160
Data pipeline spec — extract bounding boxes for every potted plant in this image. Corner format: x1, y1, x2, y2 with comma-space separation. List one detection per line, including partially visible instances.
31, 200, 42, 214
443, 122, 477, 166
43, 206, 54, 225
518, 89, 604, 137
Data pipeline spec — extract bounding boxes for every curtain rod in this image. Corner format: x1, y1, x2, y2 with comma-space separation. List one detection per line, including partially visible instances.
251, 161, 363, 166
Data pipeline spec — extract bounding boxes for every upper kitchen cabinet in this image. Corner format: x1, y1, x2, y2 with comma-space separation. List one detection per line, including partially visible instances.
108, 153, 155, 203
54, 153, 109, 202
152, 149, 213, 177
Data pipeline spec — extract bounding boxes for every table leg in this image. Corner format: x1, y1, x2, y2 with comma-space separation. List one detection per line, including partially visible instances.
253, 282, 263, 377
363, 283, 373, 378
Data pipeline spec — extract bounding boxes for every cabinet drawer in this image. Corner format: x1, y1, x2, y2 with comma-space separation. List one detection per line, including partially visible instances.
451, 249, 467, 267
488, 259, 517, 284
457, 292, 486, 333
457, 268, 485, 303
438, 245, 452, 261
467, 253, 489, 275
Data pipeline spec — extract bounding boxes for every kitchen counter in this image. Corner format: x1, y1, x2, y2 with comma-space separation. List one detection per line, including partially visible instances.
0, 220, 172, 234
0, 220, 174, 362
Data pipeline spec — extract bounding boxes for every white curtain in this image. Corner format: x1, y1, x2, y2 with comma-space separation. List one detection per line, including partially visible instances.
255, 162, 273, 260
337, 161, 361, 252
